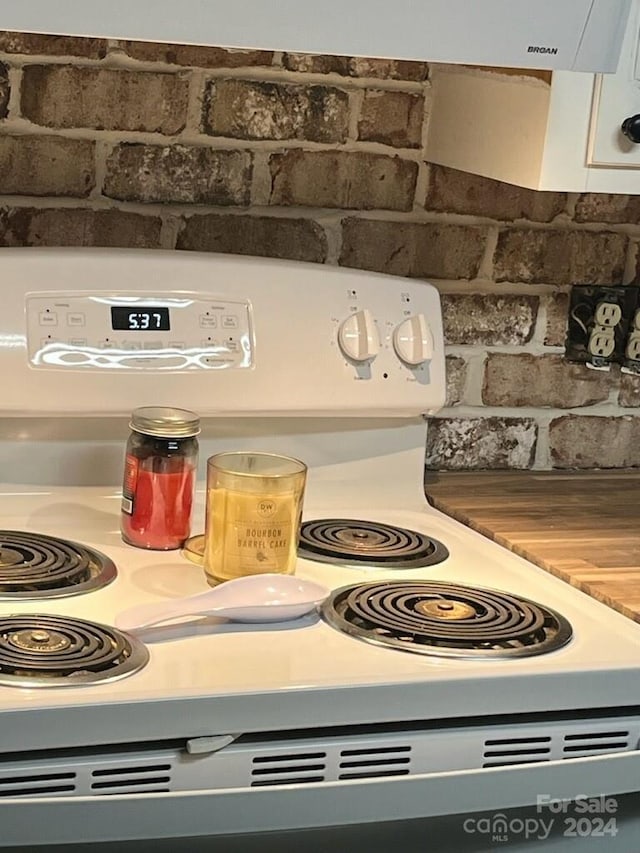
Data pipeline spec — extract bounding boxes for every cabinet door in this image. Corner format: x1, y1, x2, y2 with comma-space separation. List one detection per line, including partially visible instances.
588, 0, 640, 167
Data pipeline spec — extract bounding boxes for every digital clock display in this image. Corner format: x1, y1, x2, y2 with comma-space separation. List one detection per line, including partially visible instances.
111, 307, 171, 331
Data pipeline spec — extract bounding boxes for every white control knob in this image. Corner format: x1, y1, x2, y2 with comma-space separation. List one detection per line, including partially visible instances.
338, 309, 380, 362
393, 314, 434, 366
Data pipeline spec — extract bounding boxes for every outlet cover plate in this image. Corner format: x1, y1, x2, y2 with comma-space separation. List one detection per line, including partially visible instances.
565, 284, 639, 366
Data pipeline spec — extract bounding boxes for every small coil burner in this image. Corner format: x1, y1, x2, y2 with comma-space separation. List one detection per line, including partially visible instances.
298, 519, 448, 569
321, 581, 573, 659
0, 614, 149, 687
0, 531, 116, 599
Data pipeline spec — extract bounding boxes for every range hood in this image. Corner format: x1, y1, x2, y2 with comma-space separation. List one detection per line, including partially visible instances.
0, 0, 632, 72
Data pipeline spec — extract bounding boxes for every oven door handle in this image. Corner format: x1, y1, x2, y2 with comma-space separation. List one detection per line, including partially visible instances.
0, 750, 639, 846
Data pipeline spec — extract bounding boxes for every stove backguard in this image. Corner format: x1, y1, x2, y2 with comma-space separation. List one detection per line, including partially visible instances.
0, 249, 446, 421
0, 249, 447, 508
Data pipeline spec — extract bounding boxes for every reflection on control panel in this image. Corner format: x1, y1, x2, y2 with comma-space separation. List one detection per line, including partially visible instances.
26, 292, 254, 371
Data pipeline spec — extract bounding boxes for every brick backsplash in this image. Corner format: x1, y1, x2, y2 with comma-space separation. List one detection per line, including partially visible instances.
104, 144, 252, 205
0, 32, 639, 469
177, 213, 327, 262
270, 151, 419, 210
0, 62, 8, 118
21, 65, 191, 133
493, 228, 628, 286
203, 79, 351, 143
0, 134, 95, 196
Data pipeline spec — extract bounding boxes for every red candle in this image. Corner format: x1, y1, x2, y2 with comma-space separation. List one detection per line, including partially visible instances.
121, 461, 195, 550
120, 407, 200, 551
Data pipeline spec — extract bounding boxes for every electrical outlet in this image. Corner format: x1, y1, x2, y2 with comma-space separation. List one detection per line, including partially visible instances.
588, 326, 616, 358
626, 332, 640, 361
594, 301, 622, 327
622, 307, 640, 374
565, 285, 638, 368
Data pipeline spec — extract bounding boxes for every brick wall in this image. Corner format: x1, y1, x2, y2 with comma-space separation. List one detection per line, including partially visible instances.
0, 32, 639, 469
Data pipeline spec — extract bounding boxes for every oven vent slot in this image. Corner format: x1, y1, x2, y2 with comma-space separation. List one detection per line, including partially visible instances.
0, 771, 77, 798
90, 763, 173, 795
338, 745, 412, 780
483, 736, 552, 768
562, 730, 630, 756
250, 751, 327, 787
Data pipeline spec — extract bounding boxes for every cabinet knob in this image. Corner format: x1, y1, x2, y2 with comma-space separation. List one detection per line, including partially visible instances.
621, 114, 640, 143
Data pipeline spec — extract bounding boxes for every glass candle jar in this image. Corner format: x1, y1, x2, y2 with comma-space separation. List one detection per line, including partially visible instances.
120, 407, 200, 551
203, 451, 307, 585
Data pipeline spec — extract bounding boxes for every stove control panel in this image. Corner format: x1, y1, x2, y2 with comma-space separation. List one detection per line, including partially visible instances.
4, 249, 446, 416
333, 283, 440, 385
337, 310, 434, 367
25, 292, 253, 371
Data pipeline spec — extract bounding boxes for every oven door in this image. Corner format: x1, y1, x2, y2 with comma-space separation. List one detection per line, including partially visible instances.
1, 750, 639, 851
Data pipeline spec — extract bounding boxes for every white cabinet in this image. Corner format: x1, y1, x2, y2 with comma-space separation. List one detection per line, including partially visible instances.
425, 0, 640, 191
589, 4, 640, 169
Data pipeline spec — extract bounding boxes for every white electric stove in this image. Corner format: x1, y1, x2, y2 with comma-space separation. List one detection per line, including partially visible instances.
0, 248, 639, 852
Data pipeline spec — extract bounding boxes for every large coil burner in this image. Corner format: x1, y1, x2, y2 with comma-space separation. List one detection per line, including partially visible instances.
0, 614, 149, 687
321, 581, 573, 659
0, 531, 116, 599
298, 519, 448, 569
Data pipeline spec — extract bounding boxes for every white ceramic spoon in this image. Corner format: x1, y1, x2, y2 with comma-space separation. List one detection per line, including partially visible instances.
115, 574, 330, 631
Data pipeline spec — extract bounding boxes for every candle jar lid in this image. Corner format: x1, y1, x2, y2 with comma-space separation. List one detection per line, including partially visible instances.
130, 407, 200, 439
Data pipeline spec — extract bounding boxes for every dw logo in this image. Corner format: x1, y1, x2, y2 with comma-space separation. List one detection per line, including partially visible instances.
257, 499, 277, 518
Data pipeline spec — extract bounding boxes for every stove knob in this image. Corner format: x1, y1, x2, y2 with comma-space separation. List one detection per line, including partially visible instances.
338, 309, 380, 362
622, 114, 640, 143
393, 314, 434, 366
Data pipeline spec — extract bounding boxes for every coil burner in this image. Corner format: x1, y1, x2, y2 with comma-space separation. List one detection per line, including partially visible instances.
321, 581, 573, 659
0, 531, 116, 599
0, 614, 149, 687
298, 520, 448, 569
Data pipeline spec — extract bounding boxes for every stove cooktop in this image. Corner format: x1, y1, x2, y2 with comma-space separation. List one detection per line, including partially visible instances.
0, 486, 639, 752
0, 523, 573, 689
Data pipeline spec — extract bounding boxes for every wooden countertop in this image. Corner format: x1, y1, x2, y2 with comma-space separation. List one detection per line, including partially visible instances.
424, 470, 640, 623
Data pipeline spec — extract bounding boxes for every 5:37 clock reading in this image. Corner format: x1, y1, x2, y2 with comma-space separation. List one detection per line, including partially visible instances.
111, 307, 171, 331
